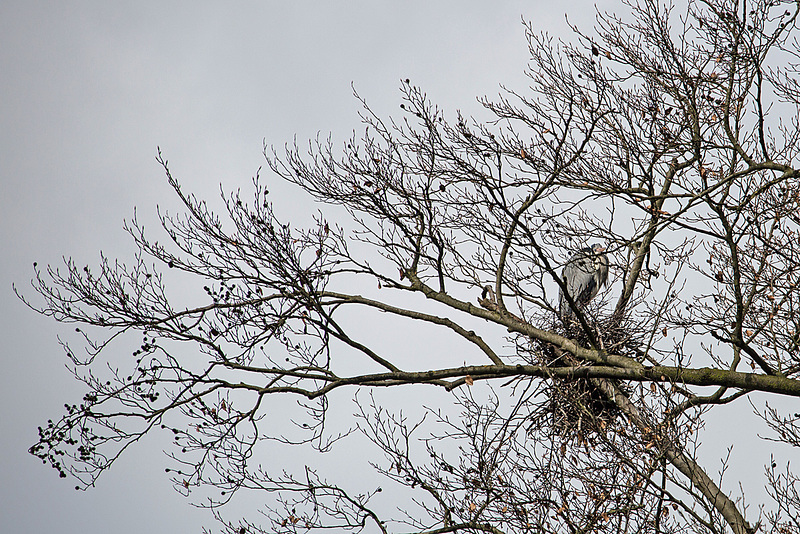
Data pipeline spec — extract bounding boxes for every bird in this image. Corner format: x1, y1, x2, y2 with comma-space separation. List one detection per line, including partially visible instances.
558, 243, 609, 320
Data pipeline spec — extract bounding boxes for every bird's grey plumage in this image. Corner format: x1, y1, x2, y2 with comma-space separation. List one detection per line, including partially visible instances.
558, 243, 609, 320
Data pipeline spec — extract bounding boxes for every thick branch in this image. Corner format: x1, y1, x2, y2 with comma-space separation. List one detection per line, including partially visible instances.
594, 378, 755, 534
230, 362, 800, 399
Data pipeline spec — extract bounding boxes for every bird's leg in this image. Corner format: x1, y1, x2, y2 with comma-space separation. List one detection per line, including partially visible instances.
596, 324, 604, 350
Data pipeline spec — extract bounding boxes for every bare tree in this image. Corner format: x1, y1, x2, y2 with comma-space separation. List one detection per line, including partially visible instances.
21, 1, 800, 533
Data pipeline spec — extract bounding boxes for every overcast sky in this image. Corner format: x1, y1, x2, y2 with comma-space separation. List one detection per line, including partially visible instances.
1, 2, 772, 533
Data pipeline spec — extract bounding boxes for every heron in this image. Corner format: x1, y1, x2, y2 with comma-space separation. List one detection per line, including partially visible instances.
558, 243, 609, 320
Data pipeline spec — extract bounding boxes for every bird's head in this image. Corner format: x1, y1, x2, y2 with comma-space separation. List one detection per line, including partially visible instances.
590, 243, 610, 287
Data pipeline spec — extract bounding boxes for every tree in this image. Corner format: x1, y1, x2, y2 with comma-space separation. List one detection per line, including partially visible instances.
20, 0, 800, 532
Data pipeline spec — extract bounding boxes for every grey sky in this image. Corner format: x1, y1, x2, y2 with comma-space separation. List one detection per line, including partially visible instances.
0, 2, 587, 531
5, 2, 771, 533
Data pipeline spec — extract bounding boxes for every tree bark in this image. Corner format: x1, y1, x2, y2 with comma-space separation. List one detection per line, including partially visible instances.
592, 378, 754, 534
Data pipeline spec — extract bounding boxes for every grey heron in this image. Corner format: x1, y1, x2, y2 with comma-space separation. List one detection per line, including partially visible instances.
558, 243, 609, 320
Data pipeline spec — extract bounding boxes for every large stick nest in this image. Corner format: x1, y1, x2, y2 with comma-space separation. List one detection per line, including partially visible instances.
526, 314, 643, 440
